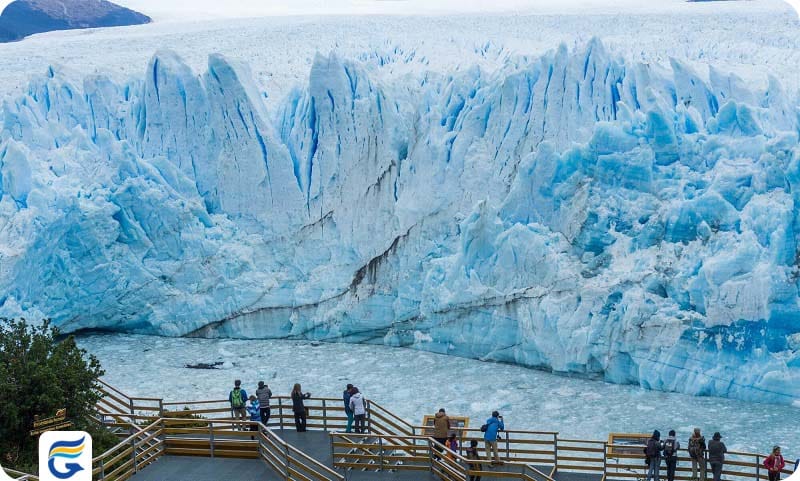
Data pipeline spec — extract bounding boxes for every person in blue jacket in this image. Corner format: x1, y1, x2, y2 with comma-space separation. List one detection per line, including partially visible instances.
246, 394, 261, 440
483, 411, 505, 465
343, 384, 354, 433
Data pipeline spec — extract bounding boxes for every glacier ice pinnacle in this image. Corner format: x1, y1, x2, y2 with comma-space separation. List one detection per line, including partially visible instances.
0, 40, 798, 404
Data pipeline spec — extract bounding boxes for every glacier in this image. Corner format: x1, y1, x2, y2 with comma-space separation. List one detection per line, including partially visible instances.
1, 39, 799, 404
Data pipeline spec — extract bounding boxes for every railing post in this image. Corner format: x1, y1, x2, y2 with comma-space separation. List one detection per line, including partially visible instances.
158, 399, 164, 417
366, 400, 372, 434
757, 455, 761, 481
379, 437, 385, 471
505, 431, 510, 462
428, 438, 435, 473
554, 433, 559, 472
131, 436, 138, 472
209, 422, 215, 458
603, 442, 608, 479
323, 399, 328, 432
129, 398, 134, 415
99, 459, 105, 480
284, 443, 291, 480
278, 398, 284, 432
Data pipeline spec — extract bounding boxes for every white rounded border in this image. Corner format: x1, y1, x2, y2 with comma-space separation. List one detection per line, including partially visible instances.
785, 0, 800, 17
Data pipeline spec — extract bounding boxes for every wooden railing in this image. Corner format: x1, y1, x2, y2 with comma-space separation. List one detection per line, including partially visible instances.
158, 395, 350, 431
91, 417, 164, 481
330, 432, 557, 481
2, 466, 39, 480
258, 423, 344, 481
159, 416, 342, 481
91, 382, 795, 481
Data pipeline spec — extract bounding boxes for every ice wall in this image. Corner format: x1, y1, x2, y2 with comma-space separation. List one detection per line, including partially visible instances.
1, 40, 799, 404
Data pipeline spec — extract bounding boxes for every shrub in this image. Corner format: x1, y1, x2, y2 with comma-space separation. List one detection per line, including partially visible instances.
0, 318, 104, 471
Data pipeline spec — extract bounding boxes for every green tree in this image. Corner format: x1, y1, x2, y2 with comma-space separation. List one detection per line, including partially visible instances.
0, 318, 104, 470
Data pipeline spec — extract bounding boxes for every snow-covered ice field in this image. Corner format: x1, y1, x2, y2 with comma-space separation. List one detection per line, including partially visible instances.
0, 0, 798, 103
78, 334, 800, 455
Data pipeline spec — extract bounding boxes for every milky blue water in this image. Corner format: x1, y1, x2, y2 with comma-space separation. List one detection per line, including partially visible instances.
78, 334, 799, 456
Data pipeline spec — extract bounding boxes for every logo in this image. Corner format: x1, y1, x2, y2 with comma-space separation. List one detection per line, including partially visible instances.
39, 431, 92, 481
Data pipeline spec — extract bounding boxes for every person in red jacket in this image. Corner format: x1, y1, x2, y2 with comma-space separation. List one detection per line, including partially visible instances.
764, 446, 786, 481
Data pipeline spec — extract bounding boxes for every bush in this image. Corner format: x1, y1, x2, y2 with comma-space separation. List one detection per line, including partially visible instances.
0, 318, 104, 470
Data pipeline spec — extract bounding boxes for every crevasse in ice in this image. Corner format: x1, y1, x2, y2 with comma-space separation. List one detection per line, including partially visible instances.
1, 40, 798, 404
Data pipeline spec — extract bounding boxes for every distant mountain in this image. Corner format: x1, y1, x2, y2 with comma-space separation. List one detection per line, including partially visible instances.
0, 0, 150, 42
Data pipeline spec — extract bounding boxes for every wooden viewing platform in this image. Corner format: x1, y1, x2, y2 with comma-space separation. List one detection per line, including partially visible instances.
6, 378, 796, 481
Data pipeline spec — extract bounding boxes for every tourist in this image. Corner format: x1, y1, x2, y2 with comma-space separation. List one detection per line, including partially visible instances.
349, 387, 367, 434
688, 428, 707, 481
343, 384, 354, 433
764, 446, 785, 481
433, 408, 451, 457
446, 433, 459, 460
645, 430, 663, 481
482, 411, 504, 465
228, 379, 248, 431
466, 439, 482, 481
246, 394, 261, 439
663, 430, 680, 481
256, 381, 272, 427
708, 432, 727, 481
291, 383, 312, 432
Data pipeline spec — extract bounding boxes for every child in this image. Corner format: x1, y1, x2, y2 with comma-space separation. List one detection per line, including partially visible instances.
446, 433, 459, 460
466, 439, 482, 481
246, 394, 261, 440
764, 446, 785, 481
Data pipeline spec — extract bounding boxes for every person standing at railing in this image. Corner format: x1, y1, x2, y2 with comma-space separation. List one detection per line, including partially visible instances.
764, 446, 785, 481
707, 432, 727, 481
433, 408, 451, 459
291, 383, 312, 432
481, 411, 504, 466
343, 384, 354, 433
466, 439, 483, 481
349, 387, 367, 434
256, 381, 272, 427
645, 430, 663, 481
246, 394, 261, 440
229, 379, 249, 431
688, 428, 707, 481
663, 430, 680, 481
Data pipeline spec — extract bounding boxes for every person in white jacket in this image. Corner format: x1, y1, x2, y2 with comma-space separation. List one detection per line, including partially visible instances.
349, 387, 367, 433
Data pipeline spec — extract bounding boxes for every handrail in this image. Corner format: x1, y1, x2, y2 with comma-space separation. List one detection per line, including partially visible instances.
368, 399, 416, 432
81, 379, 800, 481
93, 417, 162, 462
97, 378, 133, 401
3, 467, 39, 480
331, 432, 560, 481
416, 425, 559, 436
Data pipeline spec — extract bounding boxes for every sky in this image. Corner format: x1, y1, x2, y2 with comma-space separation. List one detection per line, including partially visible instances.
0, 0, 797, 21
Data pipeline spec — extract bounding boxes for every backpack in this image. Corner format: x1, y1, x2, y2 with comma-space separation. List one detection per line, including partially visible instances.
664, 439, 677, 458
645, 439, 661, 457
231, 388, 244, 408
480, 424, 488, 432
688, 437, 702, 458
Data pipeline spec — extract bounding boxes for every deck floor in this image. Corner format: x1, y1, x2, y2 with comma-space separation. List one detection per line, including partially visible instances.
131, 428, 604, 481
130, 455, 276, 481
